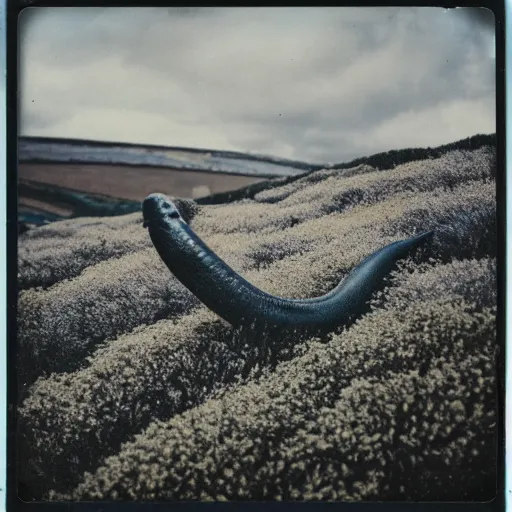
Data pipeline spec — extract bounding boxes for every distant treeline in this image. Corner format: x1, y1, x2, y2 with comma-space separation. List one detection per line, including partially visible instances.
197, 133, 497, 206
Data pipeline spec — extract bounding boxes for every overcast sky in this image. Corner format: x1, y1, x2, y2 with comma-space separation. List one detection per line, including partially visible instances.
18, 7, 495, 164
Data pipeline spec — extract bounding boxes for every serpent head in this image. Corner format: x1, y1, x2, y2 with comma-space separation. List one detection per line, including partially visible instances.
143, 193, 181, 227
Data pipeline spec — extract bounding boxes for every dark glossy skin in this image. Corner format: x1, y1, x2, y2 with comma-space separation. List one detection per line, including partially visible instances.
143, 193, 433, 335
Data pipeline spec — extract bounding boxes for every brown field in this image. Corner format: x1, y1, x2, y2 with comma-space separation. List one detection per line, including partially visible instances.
19, 163, 265, 201
17, 143, 497, 502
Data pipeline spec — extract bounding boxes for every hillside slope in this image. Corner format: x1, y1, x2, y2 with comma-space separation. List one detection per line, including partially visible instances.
17, 138, 498, 502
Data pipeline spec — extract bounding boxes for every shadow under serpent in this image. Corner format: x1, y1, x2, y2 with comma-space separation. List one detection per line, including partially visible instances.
142, 193, 434, 340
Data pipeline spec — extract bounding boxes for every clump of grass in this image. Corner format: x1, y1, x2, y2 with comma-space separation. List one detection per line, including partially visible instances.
241, 181, 495, 302
19, 212, 141, 242
194, 147, 494, 237
283, 147, 493, 217
63, 295, 496, 501
18, 198, 198, 290
18, 220, 150, 290
17, 307, 314, 499
253, 164, 377, 204
371, 257, 496, 313
17, 248, 199, 388
248, 237, 317, 270
384, 180, 496, 261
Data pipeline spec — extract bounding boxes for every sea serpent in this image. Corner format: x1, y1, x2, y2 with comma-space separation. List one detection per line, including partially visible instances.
143, 193, 434, 335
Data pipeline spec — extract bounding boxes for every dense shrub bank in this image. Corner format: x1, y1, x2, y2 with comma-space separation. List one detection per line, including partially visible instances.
17, 138, 497, 501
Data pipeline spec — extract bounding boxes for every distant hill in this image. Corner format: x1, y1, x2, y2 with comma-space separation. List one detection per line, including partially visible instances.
18, 136, 325, 231
197, 133, 496, 205
18, 133, 496, 232
19, 136, 323, 178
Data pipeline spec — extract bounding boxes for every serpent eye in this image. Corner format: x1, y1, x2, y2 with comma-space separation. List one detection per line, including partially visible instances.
168, 210, 181, 219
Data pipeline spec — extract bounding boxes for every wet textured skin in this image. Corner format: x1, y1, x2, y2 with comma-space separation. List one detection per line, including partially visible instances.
143, 193, 434, 335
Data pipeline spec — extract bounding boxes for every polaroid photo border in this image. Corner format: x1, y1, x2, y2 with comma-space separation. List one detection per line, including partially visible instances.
5, 2, 507, 511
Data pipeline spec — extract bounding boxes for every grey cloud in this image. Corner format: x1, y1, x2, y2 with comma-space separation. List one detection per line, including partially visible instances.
19, 106, 68, 132
19, 7, 495, 164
